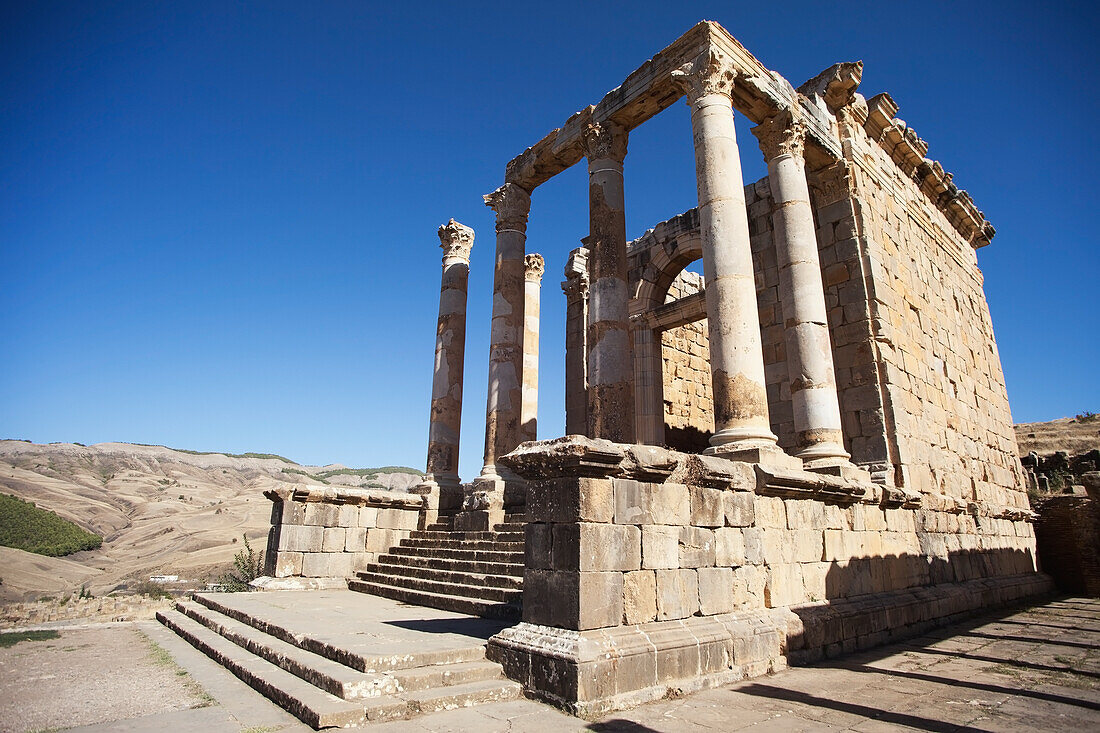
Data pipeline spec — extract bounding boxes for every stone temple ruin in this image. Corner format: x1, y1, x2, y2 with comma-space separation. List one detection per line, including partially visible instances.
161, 20, 1053, 724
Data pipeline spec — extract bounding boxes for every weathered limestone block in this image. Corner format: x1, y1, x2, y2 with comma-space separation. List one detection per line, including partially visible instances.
376, 507, 419, 531
641, 525, 679, 569
303, 503, 339, 527
274, 551, 303, 577
344, 527, 367, 552
792, 529, 825, 563
301, 552, 356, 578
528, 477, 614, 524
765, 564, 805, 608
786, 499, 828, 530
743, 527, 765, 565
655, 569, 699, 620
678, 527, 716, 568
754, 496, 787, 528
614, 479, 689, 525
723, 491, 755, 527
689, 485, 724, 527
715, 527, 746, 566
697, 567, 735, 615
321, 527, 346, 553
357, 506, 379, 527
622, 570, 658, 624
553, 523, 641, 572
524, 570, 624, 631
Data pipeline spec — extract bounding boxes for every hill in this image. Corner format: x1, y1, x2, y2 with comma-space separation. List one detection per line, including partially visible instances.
1014, 415, 1100, 456
0, 440, 421, 602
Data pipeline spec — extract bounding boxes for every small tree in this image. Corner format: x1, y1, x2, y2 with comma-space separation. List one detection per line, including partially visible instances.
220, 534, 264, 592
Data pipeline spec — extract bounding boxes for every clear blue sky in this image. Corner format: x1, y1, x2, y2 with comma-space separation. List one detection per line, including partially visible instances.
2, 1, 1097, 476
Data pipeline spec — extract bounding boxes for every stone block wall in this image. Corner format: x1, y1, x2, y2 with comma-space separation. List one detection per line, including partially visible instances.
660, 270, 712, 451
491, 438, 1050, 715
836, 118, 1026, 507
1034, 494, 1100, 596
263, 486, 422, 579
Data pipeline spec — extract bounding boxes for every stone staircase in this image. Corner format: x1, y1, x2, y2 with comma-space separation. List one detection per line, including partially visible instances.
157, 592, 521, 729
349, 513, 525, 620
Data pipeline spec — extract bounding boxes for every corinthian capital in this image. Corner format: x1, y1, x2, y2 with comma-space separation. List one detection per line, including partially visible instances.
438, 218, 474, 263
483, 182, 532, 233
670, 46, 739, 105
561, 246, 589, 299
524, 253, 545, 283
751, 110, 807, 162
582, 119, 628, 163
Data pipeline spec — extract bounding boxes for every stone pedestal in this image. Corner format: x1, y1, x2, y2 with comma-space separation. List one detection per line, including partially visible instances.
671, 47, 790, 467
583, 119, 635, 444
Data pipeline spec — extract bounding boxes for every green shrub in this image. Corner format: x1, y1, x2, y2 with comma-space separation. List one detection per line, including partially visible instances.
219, 535, 264, 592
1076, 411, 1097, 423
132, 579, 172, 599
0, 494, 102, 557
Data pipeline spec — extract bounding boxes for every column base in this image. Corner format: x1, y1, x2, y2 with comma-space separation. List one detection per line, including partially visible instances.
488, 612, 784, 718
705, 441, 802, 470
410, 474, 464, 528
454, 474, 506, 531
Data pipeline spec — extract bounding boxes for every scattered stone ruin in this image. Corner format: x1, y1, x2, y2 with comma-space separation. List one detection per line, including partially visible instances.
220, 20, 1054, 721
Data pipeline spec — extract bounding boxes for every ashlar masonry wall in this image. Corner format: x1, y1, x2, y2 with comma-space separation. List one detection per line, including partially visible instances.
264, 486, 422, 579
490, 438, 1048, 716
660, 271, 712, 451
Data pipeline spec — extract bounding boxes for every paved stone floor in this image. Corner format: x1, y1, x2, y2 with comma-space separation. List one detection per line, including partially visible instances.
2, 596, 1097, 731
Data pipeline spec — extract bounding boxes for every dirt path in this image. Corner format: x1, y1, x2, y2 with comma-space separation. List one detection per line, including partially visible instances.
0, 624, 209, 733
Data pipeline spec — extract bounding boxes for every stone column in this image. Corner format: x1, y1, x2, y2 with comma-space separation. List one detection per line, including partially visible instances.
582, 119, 635, 443
562, 247, 589, 436
411, 219, 474, 526
671, 47, 793, 466
520, 253, 545, 443
632, 317, 665, 445
753, 111, 851, 469
459, 182, 530, 531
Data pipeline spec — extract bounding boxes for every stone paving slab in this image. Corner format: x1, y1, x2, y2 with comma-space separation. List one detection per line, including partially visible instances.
4, 594, 1098, 731
194, 589, 512, 660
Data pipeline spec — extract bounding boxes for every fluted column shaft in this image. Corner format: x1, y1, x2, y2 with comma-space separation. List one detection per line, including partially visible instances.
520, 253, 544, 443
672, 48, 781, 458
480, 183, 531, 479
753, 113, 850, 467
424, 220, 475, 491
583, 119, 635, 443
562, 247, 589, 436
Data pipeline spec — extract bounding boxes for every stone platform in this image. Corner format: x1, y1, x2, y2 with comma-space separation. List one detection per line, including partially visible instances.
157, 589, 521, 728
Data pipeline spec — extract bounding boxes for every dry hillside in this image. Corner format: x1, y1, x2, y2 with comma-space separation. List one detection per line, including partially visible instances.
1014, 415, 1100, 456
0, 440, 421, 603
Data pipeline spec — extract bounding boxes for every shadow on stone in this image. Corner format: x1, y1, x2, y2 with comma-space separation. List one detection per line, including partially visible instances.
587, 720, 662, 732
732, 683, 986, 732
382, 617, 513, 640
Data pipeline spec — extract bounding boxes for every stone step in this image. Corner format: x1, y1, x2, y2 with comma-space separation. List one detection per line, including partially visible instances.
391, 660, 506, 693
348, 579, 521, 620
400, 538, 523, 552
404, 678, 523, 714
408, 529, 525, 543
175, 600, 395, 700
191, 593, 488, 672
354, 571, 522, 603
377, 553, 524, 578
157, 609, 368, 729
388, 546, 524, 564
363, 563, 523, 591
